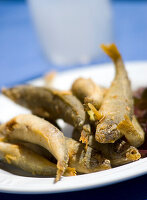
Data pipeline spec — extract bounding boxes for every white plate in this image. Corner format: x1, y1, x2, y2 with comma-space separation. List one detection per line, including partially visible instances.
0, 61, 147, 194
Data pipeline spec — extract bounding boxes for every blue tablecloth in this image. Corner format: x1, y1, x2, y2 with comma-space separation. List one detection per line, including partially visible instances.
0, 0, 147, 199
0, 0, 147, 88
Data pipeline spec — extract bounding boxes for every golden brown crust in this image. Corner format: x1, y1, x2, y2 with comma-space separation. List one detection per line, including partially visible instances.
117, 115, 145, 147
0, 141, 76, 178
66, 137, 111, 173
95, 44, 133, 143
2, 86, 86, 129
0, 114, 69, 181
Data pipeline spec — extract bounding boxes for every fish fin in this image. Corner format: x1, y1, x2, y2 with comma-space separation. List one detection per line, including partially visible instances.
80, 124, 91, 149
101, 44, 121, 62
44, 71, 56, 86
55, 169, 62, 183
87, 103, 103, 121
79, 130, 89, 150
87, 110, 95, 121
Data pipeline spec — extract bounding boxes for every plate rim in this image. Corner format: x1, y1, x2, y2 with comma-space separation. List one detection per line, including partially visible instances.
0, 158, 146, 194
0, 61, 147, 194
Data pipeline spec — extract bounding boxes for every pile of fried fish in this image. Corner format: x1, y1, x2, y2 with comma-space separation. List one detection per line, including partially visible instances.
0, 44, 145, 182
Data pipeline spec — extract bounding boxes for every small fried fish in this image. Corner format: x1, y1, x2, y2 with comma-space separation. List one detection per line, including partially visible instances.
72, 129, 141, 167
2, 85, 86, 129
66, 137, 111, 173
0, 141, 76, 178
0, 114, 69, 181
95, 44, 134, 143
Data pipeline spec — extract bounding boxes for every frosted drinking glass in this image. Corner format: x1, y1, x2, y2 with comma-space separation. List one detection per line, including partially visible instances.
28, 0, 113, 66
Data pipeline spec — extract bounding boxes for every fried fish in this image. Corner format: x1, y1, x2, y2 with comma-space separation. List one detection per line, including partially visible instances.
66, 137, 111, 173
72, 129, 141, 167
0, 114, 69, 181
2, 85, 86, 129
0, 141, 76, 178
95, 44, 133, 143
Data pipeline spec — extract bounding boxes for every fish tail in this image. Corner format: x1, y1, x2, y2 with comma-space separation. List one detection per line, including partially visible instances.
55, 170, 63, 183
55, 160, 67, 182
101, 44, 121, 62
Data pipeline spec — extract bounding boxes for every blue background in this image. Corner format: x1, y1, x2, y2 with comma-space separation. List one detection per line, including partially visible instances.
0, 0, 147, 199
0, 0, 147, 88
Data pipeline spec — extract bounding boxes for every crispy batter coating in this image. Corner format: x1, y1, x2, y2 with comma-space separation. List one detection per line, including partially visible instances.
2, 85, 86, 129
95, 44, 134, 143
0, 141, 76, 177
72, 129, 141, 167
0, 114, 69, 181
66, 137, 111, 173
117, 115, 145, 147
